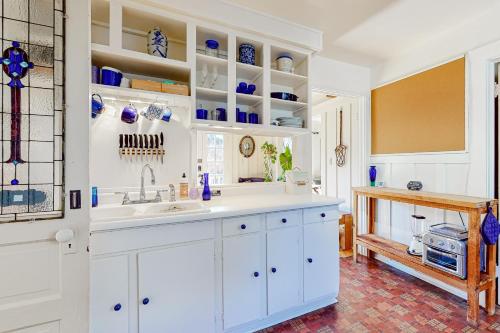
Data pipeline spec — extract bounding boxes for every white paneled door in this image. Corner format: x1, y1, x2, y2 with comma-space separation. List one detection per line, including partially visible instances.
0, 1, 91, 332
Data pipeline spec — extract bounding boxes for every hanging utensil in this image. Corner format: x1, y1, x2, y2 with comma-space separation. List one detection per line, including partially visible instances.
160, 132, 164, 164
335, 107, 347, 167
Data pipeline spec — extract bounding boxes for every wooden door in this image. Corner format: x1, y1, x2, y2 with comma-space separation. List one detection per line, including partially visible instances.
90, 255, 129, 333
304, 222, 339, 302
0, 1, 90, 332
267, 227, 301, 315
223, 233, 266, 329
138, 240, 216, 333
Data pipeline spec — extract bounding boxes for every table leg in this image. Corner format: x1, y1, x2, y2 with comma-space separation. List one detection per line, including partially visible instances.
486, 203, 497, 316
367, 197, 376, 258
467, 209, 481, 326
353, 193, 358, 263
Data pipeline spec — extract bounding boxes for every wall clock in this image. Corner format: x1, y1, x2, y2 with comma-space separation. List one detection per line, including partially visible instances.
239, 136, 255, 158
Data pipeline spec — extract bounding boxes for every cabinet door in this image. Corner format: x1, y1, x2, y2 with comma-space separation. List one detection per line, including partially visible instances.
223, 233, 266, 329
90, 255, 129, 333
267, 227, 301, 315
304, 221, 339, 302
138, 240, 215, 333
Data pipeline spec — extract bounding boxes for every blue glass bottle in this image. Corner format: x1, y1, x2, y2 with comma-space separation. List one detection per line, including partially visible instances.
92, 186, 98, 207
202, 173, 211, 201
369, 166, 377, 187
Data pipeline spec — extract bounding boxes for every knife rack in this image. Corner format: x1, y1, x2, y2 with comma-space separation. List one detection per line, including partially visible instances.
118, 132, 166, 163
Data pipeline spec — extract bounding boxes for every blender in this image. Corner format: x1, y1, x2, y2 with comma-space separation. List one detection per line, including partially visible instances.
407, 214, 426, 256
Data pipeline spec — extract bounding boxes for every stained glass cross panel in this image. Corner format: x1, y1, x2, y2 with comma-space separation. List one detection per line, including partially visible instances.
0, 0, 64, 222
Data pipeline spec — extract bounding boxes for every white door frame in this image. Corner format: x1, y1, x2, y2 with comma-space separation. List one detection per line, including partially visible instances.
311, 87, 370, 232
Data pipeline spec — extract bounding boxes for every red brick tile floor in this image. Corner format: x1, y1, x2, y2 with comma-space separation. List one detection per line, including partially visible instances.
261, 256, 500, 332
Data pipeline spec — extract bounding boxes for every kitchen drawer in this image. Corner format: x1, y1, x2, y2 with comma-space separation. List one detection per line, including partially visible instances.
223, 214, 264, 237
266, 210, 302, 229
303, 206, 339, 224
91, 219, 216, 255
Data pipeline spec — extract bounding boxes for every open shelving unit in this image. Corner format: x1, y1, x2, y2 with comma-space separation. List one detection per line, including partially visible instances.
91, 0, 312, 137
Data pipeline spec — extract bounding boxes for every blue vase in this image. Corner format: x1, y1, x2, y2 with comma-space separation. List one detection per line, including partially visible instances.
202, 173, 211, 201
369, 166, 377, 187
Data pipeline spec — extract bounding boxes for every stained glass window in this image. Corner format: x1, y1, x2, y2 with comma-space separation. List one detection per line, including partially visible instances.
0, 0, 64, 222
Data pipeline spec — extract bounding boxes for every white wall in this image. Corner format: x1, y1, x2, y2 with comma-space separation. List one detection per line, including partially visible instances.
368, 37, 500, 299
311, 55, 371, 96
371, 1, 500, 87
90, 99, 191, 191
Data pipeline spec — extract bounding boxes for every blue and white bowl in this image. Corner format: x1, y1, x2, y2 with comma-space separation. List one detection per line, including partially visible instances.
239, 43, 256, 65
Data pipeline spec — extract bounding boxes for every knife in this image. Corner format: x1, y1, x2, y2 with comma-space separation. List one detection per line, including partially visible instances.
154, 134, 159, 160
138, 134, 143, 159
124, 134, 129, 157
160, 132, 164, 163
119, 134, 123, 158
133, 134, 138, 158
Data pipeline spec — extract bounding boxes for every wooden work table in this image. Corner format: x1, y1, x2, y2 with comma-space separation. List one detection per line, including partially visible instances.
352, 186, 498, 326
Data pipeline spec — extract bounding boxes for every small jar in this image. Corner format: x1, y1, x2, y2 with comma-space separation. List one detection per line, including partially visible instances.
205, 39, 219, 57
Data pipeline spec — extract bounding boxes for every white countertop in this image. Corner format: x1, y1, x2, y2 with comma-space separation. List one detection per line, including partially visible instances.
90, 194, 343, 232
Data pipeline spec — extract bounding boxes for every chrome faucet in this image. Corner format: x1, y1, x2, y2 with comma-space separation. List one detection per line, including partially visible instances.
140, 164, 156, 201
168, 184, 176, 202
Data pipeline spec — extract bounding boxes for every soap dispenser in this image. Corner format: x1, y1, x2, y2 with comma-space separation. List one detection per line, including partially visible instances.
180, 173, 188, 200
202, 173, 211, 201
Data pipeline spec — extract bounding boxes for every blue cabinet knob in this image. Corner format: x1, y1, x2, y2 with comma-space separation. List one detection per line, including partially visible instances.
307, 258, 313, 263
241, 224, 246, 230
271, 267, 277, 273
281, 218, 287, 223
142, 298, 150, 305
253, 271, 259, 277
113, 303, 122, 311
320, 213, 326, 218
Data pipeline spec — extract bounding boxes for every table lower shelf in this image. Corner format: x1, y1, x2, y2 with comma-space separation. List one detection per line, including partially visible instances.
356, 234, 492, 291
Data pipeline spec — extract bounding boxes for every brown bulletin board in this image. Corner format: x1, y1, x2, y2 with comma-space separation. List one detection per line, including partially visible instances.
371, 57, 465, 154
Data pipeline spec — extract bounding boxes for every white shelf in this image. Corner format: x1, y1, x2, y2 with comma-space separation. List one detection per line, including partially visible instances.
191, 121, 309, 137
196, 53, 228, 75
270, 69, 307, 88
91, 43, 190, 82
271, 98, 307, 112
236, 62, 263, 81
91, 83, 190, 103
196, 87, 228, 102
236, 93, 262, 106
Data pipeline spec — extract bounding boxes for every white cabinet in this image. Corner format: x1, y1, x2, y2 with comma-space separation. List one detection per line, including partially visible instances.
303, 221, 339, 302
138, 240, 216, 333
223, 232, 266, 329
90, 255, 129, 333
267, 227, 301, 315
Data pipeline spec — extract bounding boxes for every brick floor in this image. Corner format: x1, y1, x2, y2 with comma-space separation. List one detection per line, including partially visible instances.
261, 256, 500, 332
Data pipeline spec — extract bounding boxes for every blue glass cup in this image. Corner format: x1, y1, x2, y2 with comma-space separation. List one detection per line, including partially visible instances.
237, 110, 247, 123
101, 66, 122, 86
161, 107, 172, 122
249, 113, 259, 124
196, 108, 208, 120
216, 108, 226, 121
247, 84, 256, 95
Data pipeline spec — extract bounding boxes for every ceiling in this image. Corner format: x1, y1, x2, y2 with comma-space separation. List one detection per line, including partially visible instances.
223, 0, 500, 67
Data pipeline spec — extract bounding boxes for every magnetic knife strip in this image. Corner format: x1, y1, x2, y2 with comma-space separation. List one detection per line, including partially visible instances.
119, 132, 165, 163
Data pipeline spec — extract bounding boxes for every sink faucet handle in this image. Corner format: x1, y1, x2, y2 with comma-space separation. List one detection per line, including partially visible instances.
114, 191, 130, 204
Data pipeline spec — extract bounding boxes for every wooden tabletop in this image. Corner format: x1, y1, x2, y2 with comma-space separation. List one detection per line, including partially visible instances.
353, 186, 497, 210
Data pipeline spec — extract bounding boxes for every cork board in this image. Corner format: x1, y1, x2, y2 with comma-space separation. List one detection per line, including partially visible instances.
371, 58, 465, 154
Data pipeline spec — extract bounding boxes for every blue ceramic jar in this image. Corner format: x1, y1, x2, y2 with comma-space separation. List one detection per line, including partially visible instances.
239, 43, 255, 65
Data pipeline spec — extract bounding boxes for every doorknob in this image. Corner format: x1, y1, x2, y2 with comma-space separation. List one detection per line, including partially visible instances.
55, 229, 74, 243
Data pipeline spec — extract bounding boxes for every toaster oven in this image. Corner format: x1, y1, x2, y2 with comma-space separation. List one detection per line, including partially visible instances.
422, 224, 485, 279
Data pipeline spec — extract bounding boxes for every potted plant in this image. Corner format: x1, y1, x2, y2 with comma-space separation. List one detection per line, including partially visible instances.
261, 142, 277, 182
278, 146, 292, 181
